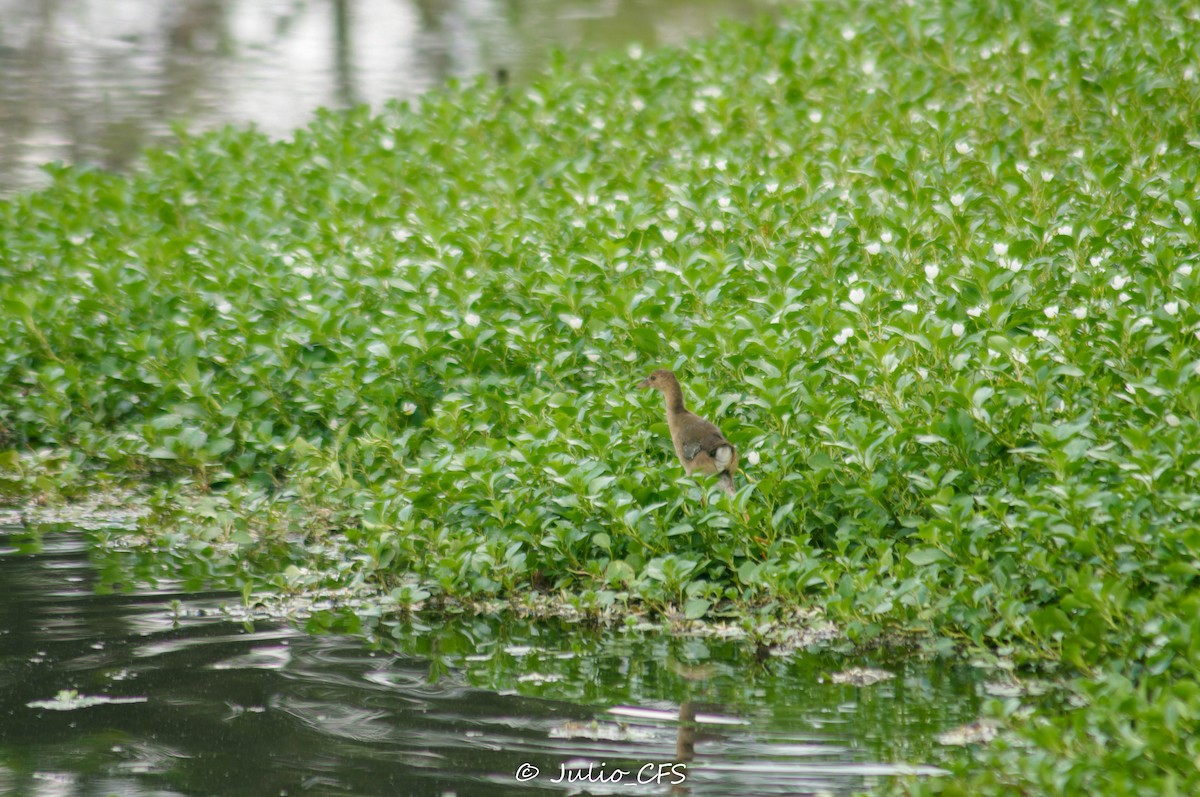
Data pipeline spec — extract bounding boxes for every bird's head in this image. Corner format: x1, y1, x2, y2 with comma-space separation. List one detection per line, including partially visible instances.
638, 369, 678, 391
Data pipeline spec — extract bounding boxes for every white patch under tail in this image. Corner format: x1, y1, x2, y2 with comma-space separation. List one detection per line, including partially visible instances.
713, 444, 734, 471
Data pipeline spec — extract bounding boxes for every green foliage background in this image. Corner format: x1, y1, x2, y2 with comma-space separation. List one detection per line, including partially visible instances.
2, 0, 1200, 793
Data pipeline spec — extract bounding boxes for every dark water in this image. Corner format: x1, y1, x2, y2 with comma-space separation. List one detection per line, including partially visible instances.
0, 524, 983, 796
0, 0, 783, 196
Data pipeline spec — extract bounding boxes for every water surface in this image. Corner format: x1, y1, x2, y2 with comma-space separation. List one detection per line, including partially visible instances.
0, 0, 783, 195
0, 524, 983, 796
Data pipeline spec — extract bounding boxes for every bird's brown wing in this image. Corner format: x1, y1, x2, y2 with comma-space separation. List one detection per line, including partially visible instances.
682, 429, 730, 463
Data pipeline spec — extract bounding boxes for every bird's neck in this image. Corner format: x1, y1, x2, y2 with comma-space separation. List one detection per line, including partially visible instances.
662, 382, 687, 415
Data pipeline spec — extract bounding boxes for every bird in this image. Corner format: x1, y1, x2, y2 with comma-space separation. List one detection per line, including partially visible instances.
638, 369, 738, 497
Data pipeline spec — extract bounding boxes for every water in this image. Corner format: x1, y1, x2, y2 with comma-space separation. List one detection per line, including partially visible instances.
0, 0, 783, 196
0, 523, 985, 796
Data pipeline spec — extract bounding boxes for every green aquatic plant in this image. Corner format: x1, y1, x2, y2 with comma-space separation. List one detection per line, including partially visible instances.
3, 0, 1200, 794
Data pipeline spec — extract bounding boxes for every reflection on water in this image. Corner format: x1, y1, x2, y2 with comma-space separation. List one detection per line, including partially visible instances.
0, 0, 782, 196
0, 524, 980, 796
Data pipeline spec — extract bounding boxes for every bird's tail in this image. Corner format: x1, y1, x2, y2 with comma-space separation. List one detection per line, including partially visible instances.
714, 445, 737, 496
713, 444, 735, 473
717, 443, 737, 495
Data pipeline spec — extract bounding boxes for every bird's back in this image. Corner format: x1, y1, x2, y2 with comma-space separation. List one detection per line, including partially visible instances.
669, 410, 737, 477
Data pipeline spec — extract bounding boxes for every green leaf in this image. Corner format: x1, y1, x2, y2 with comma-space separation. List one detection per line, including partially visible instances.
905, 547, 951, 566
986, 335, 1012, 356
683, 598, 711, 620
